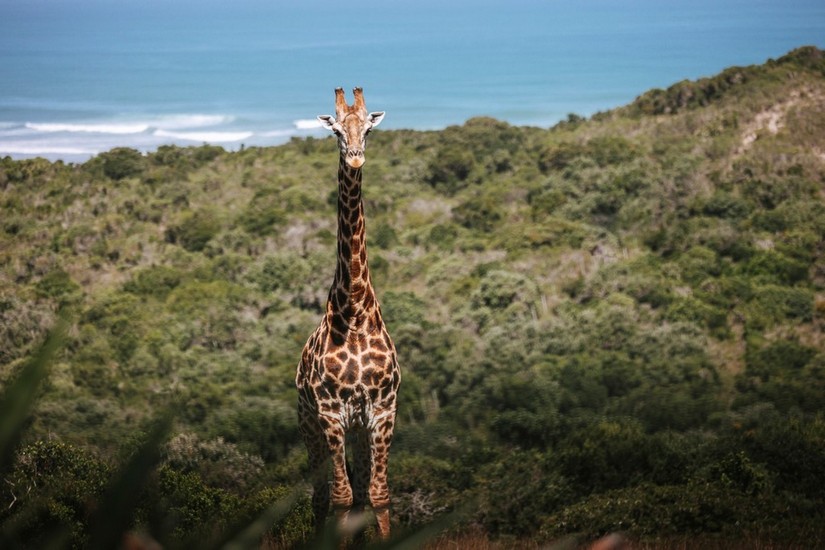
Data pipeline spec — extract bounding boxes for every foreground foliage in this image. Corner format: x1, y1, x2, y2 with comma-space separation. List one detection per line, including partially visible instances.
1, 47, 825, 547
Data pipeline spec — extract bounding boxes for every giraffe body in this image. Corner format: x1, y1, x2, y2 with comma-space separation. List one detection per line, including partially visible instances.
296, 88, 399, 539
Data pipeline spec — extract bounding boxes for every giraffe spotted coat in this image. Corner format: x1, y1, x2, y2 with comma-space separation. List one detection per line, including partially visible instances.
296, 87, 400, 539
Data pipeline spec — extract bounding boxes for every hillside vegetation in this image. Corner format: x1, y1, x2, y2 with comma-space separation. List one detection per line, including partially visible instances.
1, 47, 825, 547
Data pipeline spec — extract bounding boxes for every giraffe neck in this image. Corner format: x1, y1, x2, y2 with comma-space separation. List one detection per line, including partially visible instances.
326, 156, 379, 343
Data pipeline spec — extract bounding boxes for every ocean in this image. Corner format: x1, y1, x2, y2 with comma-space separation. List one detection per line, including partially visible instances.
1, 0, 823, 162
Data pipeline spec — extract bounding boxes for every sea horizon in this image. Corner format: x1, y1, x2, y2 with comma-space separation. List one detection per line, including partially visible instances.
1, 0, 824, 162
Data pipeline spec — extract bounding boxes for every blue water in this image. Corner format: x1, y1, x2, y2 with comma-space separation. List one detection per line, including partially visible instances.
1, 0, 823, 161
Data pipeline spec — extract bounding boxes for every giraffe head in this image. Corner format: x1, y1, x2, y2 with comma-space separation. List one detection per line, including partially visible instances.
317, 87, 385, 169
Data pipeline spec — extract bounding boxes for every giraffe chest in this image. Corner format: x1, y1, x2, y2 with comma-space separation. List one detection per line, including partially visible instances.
299, 328, 400, 429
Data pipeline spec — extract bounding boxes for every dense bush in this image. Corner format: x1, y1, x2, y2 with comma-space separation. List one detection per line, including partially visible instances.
166, 209, 221, 252
162, 433, 264, 493
1, 441, 111, 547
542, 482, 765, 539
0, 296, 54, 365
426, 145, 476, 194
100, 147, 146, 180
238, 189, 287, 236
123, 265, 184, 298
2, 48, 825, 547
452, 193, 503, 231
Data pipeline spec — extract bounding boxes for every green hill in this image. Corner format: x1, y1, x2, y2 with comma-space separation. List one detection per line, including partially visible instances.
1, 46, 824, 547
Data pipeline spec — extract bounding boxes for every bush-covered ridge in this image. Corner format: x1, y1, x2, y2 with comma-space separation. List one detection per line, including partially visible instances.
1, 46, 824, 546
627, 45, 825, 116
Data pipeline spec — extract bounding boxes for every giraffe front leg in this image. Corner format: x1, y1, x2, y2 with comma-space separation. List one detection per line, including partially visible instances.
369, 413, 396, 539
308, 447, 330, 535
325, 424, 354, 535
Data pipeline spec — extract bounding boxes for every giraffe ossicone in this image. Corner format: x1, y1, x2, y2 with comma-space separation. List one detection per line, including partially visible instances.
296, 87, 400, 541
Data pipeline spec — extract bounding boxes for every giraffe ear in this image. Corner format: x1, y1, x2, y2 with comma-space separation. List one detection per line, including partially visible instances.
367, 111, 385, 127
317, 115, 338, 131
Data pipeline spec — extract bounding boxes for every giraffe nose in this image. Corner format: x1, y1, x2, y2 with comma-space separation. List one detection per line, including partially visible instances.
346, 149, 365, 168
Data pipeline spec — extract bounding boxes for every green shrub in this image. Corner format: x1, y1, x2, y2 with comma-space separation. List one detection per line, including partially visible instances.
206, 397, 300, 462
1, 156, 53, 183
192, 144, 225, 164
700, 190, 751, 219
696, 275, 753, 309
152, 144, 189, 168
381, 291, 429, 330
0, 297, 54, 365
166, 209, 221, 252
100, 147, 146, 180
452, 193, 503, 232
775, 228, 821, 264
677, 245, 721, 285
123, 265, 184, 298
80, 292, 144, 364
628, 385, 721, 432
2, 441, 111, 547
630, 64, 754, 115
528, 186, 567, 218
165, 280, 250, 350
467, 270, 540, 331
583, 256, 675, 308
739, 417, 825, 498
238, 189, 285, 236
736, 341, 825, 413
426, 145, 475, 194
541, 481, 765, 540
156, 466, 242, 541
666, 297, 728, 334
476, 450, 571, 536
162, 433, 264, 493
461, 354, 563, 445
252, 253, 310, 294
538, 141, 586, 173
742, 176, 818, 211
557, 419, 653, 493
744, 284, 814, 328
34, 268, 81, 305
252, 486, 313, 548
743, 250, 809, 284
248, 252, 327, 310
391, 454, 457, 526
744, 338, 816, 381
372, 222, 398, 249
586, 136, 638, 167
701, 451, 773, 496
427, 223, 459, 250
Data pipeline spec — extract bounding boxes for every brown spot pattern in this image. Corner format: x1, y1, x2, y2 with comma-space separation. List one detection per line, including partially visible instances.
295, 88, 400, 542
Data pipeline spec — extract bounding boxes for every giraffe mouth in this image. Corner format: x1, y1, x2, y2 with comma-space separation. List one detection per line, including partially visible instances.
346, 150, 365, 168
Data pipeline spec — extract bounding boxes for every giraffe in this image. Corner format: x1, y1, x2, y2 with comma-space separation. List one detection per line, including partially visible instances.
296, 87, 400, 540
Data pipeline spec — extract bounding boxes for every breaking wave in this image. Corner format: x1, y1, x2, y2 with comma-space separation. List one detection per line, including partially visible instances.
293, 118, 323, 130
153, 129, 254, 142
25, 122, 150, 134
1, 113, 317, 161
